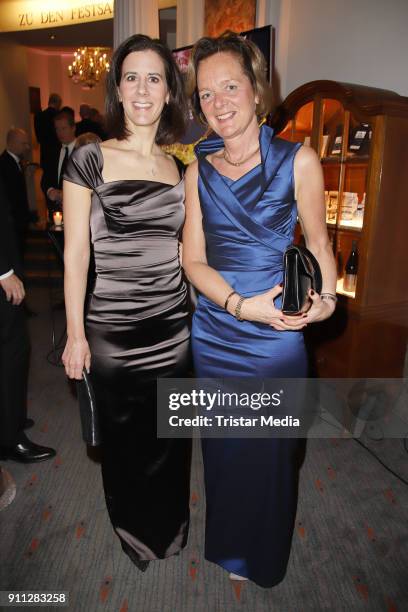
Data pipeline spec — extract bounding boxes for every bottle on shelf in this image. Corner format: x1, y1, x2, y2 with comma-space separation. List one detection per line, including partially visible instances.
330, 124, 343, 156
337, 249, 344, 280
348, 123, 371, 155
354, 193, 366, 226
343, 240, 359, 292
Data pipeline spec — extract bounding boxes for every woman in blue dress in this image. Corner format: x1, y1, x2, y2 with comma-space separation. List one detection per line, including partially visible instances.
183, 33, 337, 588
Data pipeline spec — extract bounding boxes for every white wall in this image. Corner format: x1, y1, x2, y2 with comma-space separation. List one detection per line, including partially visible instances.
258, 0, 408, 101
0, 40, 30, 147
26, 49, 107, 122
0, 45, 107, 149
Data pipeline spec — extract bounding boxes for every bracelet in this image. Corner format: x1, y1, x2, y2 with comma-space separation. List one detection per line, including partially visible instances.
320, 292, 337, 299
320, 293, 338, 304
234, 296, 245, 321
224, 290, 238, 310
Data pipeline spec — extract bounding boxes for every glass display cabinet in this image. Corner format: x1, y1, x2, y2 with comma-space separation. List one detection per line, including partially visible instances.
270, 80, 408, 376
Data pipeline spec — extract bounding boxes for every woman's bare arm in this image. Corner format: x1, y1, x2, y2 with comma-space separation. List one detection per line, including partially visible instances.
283, 145, 337, 326
61, 179, 92, 379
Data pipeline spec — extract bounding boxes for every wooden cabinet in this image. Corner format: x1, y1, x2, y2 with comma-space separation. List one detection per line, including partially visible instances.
270, 80, 408, 376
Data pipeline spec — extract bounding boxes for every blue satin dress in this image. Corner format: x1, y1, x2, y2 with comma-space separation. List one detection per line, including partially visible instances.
192, 125, 308, 588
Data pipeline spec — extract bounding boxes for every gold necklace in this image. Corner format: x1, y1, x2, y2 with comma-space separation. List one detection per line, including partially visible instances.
223, 145, 260, 167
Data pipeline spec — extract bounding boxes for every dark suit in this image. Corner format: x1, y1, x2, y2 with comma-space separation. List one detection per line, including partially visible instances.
40, 146, 60, 197
0, 150, 30, 257
0, 177, 30, 447
34, 106, 60, 169
40, 143, 74, 217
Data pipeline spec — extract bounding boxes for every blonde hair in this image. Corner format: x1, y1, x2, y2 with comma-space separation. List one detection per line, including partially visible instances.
186, 31, 273, 125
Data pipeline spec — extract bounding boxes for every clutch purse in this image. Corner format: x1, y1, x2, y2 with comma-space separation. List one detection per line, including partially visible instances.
75, 369, 101, 446
281, 245, 322, 315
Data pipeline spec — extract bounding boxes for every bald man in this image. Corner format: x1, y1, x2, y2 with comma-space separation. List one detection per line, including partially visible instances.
0, 129, 31, 258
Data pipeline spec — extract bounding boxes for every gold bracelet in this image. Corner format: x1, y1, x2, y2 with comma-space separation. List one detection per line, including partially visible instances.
234, 296, 245, 321
224, 290, 238, 310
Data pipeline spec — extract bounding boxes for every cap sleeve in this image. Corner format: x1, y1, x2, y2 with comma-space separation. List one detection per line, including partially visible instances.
64, 142, 102, 190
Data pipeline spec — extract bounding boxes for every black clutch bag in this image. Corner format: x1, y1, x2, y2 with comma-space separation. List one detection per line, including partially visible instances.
75, 369, 101, 446
281, 245, 322, 315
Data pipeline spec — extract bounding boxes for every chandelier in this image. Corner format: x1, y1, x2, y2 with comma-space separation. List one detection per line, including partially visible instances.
68, 47, 110, 88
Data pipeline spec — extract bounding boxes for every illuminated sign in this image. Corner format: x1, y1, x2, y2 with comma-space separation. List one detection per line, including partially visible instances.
0, 1, 114, 33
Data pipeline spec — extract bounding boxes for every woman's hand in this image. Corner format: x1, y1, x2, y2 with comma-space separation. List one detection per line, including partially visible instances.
303, 289, 336, 323
280, 289, 336, 329
62, 337, 91, 380
238, 284, 304, 330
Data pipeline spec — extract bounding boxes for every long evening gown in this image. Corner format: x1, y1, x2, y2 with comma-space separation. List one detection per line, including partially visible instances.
64, 142, 192, 565
192, 125, 308, 588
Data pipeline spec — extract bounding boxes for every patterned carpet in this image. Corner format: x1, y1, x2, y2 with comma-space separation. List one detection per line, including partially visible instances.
1, 288, 407, 612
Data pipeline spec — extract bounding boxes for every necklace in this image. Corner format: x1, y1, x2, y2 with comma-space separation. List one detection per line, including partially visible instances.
223, 145, 260, 167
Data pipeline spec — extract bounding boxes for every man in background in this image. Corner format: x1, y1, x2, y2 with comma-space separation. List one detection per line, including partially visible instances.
41, 110, 76, 220
76, 103, 105, 140
60, 106, 75, 122
90, 107, 107, 139
0, 129, 31, 259
0, 177, 56, 463
34, 93, 62, 169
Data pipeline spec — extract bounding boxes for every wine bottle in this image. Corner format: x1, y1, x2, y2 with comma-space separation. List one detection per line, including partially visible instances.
343, 240, 358, 292
331, 125, 343, 156
337, 249, 344, 280
348, 123, 370, 155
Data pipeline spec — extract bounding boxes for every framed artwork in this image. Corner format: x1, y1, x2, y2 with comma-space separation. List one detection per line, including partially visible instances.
241, 25, 272, 83
172, 45, 192, 74
29, 86, 41, 114
172, 25, 273, 81
204, 0, 256, 38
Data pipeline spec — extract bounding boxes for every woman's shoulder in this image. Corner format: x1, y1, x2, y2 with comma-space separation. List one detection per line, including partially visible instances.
70, 141, 100, 165
185, 158, 199, 180
271, 135, 315, 168
292, 143, 320, 169
65, 142, 102, 189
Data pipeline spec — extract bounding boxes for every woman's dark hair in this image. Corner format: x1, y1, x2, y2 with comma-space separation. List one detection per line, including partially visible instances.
105, 34, 187, 144
187, 31, 273, 125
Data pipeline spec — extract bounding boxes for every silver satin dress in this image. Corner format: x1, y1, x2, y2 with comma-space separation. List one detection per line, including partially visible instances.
64, 142, 192, 565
